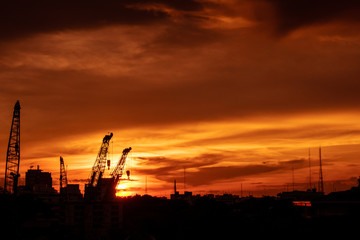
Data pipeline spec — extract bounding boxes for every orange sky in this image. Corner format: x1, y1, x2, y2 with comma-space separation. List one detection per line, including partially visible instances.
1, 0, 360, 197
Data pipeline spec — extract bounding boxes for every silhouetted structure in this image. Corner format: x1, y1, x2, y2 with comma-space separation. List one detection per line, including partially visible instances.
2, 176, 360, 240
60, 156, 68, 189
85, 133, 113, 201
4, 100, 21, 195
85, 142, 131, 201
278, 189, 323, 201
60, 184, 82, 201
318, 146, 324, 193
88, 133, 113, 187
25, 166, 54, 193
61, 199, 124, 240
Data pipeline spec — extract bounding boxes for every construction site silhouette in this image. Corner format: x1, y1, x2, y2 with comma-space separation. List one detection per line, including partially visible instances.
1, 101, 360, 239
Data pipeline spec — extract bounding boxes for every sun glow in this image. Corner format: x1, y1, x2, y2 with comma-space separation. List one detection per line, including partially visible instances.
115, 181, 131, 197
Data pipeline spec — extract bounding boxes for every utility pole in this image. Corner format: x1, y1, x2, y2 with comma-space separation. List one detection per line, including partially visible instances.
4, 101, 21, 195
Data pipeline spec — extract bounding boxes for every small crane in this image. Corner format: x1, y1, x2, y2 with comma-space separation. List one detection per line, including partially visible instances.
111, 147, 132, 185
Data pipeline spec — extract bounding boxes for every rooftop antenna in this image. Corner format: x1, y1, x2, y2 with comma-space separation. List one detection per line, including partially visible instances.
174, 179, 177, 194
292, 164, 295, 191
184, 167, 186, 192
241, 183, 243, 198
145, 176, 148, 195
308, 148, 312, 190
318, 146, 324, 193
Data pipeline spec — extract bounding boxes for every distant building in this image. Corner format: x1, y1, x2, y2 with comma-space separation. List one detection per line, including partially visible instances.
215, 193, 240, 205
25, 165, 55, 193
171, 191, 193, 201
277, 189, 323, 201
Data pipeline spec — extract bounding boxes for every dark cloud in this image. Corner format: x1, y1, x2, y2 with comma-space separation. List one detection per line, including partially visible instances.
183, 159, 306, 187
266, 0, 360, 35
129, 0, 204, 11
0, 0, 206, 40
137, 153, 223, 174
2, 0, 360, 40
136, 154, 307, 186
145, 22, 221, 49
184, 165, 275, 186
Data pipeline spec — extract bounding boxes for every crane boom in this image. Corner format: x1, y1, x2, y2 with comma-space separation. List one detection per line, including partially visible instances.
111, 147, 132, 184
89, 133, 113, 187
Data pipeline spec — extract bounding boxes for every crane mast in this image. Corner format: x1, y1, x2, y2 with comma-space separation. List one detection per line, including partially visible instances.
111, 147, 132, 184
60, 156, 68, 189
4, 101, 21, 195
89, 133, 113, 187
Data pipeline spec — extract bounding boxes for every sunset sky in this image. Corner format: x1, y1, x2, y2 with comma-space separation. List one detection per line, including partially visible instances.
1, 0, 360, 197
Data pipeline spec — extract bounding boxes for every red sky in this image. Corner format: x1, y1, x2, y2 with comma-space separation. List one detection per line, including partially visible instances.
1, 0, 360, 197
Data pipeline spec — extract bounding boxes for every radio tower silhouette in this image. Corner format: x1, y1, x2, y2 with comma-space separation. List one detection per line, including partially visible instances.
318, 146, 324, 193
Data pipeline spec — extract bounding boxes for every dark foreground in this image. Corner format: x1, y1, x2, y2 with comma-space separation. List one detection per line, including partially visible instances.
0, 192, 359, 240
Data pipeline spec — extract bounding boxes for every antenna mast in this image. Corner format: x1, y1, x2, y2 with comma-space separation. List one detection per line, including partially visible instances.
318, 147, 324, 193
292, 164, 295, 191
174, 179, 176, 194
145, 176, 148, 195
184, 167, 186, 192
308, 148, 312, 189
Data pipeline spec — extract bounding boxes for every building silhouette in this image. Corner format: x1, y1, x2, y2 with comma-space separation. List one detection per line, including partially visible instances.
24, 166, 55, 193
